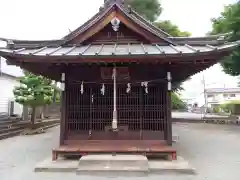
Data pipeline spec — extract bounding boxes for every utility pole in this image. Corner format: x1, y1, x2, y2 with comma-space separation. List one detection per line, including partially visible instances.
0, 57, 2, 76
202, 74, 208, 116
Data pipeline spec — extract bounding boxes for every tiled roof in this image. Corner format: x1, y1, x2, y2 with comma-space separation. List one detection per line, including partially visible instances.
0, 42, 238, 58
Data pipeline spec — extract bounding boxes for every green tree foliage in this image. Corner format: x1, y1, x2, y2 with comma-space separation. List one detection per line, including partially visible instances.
13, 72, 54, 126
126, 0, 162, 22
154, 20, 191, 37
171, 93, 187, 110
128, 0, 191, 109
126, 0, 191, 37
211, 2, 240, 76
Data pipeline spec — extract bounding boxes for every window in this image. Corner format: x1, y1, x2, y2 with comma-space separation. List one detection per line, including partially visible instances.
230, 94, 236, 97
223, 94, 228, 98
207, 94, 214, 98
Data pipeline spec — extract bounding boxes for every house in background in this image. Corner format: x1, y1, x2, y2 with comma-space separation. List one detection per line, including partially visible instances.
0, 58, 23, 116
206, 88, 240, 107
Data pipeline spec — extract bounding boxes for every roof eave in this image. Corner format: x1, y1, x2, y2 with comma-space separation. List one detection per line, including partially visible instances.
0, 47, 233, 63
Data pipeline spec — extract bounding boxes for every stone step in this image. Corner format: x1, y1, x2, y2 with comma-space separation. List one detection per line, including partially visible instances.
35, 156, 196, 175
0, 129, 23, 140
77, 154, 149, 175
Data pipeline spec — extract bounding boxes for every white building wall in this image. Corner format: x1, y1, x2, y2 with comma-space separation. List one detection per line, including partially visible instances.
0, 75, 23, 116
207, 92, 240, 106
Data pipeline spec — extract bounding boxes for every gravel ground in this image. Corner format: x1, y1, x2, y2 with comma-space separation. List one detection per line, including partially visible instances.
0, 123, 240, 180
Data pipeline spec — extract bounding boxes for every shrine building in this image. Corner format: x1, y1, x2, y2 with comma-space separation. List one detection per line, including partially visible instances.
0, 0, 239, 160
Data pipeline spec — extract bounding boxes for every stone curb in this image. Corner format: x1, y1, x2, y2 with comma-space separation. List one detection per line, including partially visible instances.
173, 118, 240, 125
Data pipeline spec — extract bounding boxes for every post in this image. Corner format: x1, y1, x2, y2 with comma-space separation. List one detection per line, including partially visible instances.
112, 67, 118, 130
202, 75, 208, 115
60, 72, 66, 145
167, 71, 172, 145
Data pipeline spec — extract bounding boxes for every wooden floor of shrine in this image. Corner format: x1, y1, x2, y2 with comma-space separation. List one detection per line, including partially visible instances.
52, 140, 177, 160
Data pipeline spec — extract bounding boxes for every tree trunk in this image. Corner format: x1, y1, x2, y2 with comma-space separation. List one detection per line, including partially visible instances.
53, 90, 57, 104
31, 107, 36, 129
52, 81, 58, 104
22, 106, 29, 121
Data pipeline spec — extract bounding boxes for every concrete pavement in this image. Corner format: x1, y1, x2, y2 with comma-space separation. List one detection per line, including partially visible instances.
0, 124, 240, 180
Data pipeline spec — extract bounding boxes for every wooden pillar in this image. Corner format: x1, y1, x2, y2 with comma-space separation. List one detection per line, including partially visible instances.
60, 72, 66, 145
166, 72, 172, 145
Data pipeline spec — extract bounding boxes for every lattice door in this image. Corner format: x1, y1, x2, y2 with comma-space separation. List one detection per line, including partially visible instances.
66, 83, 167, 141
66, 83, 91, 139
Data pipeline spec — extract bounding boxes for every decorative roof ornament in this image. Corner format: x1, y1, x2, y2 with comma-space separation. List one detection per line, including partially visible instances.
104, 0, 125, 7
111, 17, 121, 32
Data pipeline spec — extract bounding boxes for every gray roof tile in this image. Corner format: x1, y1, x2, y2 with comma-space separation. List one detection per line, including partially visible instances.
0, 41, 239, 58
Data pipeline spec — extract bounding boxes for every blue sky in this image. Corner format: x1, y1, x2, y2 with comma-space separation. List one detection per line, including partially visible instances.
0, 0, 238, 102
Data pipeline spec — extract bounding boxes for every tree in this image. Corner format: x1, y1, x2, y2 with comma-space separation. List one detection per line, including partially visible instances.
126, 0, 192, 37
171, 93, 187, 110
128, 0, 191, 109
154, 20, 191, 37
211, 2, 240, 76
13, 72, 54, 127
126, 0, 162, 22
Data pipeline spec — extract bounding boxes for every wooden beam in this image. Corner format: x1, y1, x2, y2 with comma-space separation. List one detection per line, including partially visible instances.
47, 46, 62, 56
184, 44, 200, 52
112, 44, 117, 55
116, 13, 158, 43
31, 46, 48, 55
13, 48, 26, 54
79, 44, 91, 55
72, 11, 116, 44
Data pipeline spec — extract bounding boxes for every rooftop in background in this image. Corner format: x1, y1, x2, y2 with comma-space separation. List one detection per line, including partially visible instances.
0, 58, 23, 77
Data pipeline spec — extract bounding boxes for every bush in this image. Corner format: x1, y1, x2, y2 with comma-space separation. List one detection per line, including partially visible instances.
171, 93, 187, 110
220, 100, 240, 114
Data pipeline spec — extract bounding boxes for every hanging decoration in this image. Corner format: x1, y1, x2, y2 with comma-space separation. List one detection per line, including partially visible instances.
126, 83, 131, 93
111, 17, 121, 32
167, 72, 172, 91
80, 81, 84, 94
100, 83, 105, 95
141, 81, 148, 94
91, 94, 94, 103
61, 73, 65, 91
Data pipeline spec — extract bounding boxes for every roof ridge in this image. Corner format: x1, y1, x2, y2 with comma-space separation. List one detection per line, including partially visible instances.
104, 0, 124, 6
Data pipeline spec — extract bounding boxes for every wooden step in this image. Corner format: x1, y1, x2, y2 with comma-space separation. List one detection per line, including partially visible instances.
0, 126, 24, 134
0, 121, 28, 130
0, 129, 23, 140
0, 118, 20, 125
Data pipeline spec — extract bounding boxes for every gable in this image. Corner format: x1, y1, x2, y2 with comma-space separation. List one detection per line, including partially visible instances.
65, 4, 172, 45
83, 23, 153, 45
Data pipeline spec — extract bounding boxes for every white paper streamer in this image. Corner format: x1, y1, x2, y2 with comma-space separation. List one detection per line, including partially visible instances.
100, 83, 105, 95
80, 81, 84, 94
126, 83, 131, 93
